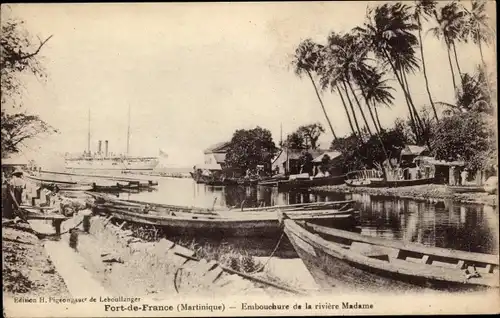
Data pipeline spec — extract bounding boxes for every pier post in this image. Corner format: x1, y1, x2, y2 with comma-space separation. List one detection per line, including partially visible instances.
53, 219, 63, 235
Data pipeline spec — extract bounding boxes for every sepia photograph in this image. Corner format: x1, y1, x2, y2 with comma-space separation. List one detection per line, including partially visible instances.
1, 1, 498, 317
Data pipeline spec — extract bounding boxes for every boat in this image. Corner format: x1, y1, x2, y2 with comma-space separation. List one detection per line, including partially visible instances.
283, 218, 499, 292
277, 175, 346, 191
65, 107, 159, 171
447, 185, 486, 194
88, 192, 355, 214
94, 205, 359, 238
345, 177, 435, 188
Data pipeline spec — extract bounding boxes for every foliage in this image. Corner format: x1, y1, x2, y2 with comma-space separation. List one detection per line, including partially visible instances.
431, 111, 492, 172
282, 132, 306, 150
331, 127, 408, 172
225, 127, 278, 172
1, 11, 55, 156
297, 123, 325, 150
298, 151, 314, 175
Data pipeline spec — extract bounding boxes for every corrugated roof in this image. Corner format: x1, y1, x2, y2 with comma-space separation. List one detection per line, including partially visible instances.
313, 151, 342, 163
401, 145, 428, 156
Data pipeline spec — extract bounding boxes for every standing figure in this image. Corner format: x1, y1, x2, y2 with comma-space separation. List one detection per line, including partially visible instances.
461, 169, 469, 186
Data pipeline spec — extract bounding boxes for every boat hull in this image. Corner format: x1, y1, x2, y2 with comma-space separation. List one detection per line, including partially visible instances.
277, 175, 346, 191
97, 208, 358, 238
345, 177, 435, 188
65, 157, 159, 171
284, 220, 497, 292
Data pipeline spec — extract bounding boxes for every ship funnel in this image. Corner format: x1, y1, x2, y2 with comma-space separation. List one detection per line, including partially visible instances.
105, 140, 109, 157
98, 140, 102, 154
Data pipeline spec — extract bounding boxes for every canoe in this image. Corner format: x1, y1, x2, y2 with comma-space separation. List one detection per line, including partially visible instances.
26, 175, 78, 185
87, 192, 355, 214
447, 185, 486, 194
96, 206, 359, 238
277, 175, 346, 191
57, 184, 94, 192
283, 218, 499, 292
345, 177, 435, 188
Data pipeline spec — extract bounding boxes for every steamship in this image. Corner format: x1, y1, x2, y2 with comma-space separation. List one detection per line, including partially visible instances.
64, 108, 159, 171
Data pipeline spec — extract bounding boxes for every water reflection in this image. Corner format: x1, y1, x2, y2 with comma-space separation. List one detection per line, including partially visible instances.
118, 177, 497, 254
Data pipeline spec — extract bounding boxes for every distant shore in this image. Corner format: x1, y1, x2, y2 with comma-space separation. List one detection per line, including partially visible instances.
312, 184, 497, 207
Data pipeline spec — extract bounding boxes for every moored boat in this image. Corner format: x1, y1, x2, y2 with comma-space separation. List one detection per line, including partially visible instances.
94, 206, 359, 238
277, 175, 345, 191
283, 218, 499, 292
345, 177, 435, 188
446, 185, 486, 194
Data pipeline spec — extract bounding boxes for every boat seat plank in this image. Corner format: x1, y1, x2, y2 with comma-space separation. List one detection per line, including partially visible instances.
388, 258, 498, 286
304, 222, 499, 266
350, 242, 399, 259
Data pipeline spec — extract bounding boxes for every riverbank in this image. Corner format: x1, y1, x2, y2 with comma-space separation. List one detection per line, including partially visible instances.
2, 222, 71, 311
312, 184, 497, 207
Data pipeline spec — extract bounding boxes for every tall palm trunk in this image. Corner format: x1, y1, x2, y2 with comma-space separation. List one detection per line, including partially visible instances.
401, 70, 424, 133
451, 42, 463, 81
336, 84, 357, 137
306, 70, 337, 141
478, 37, 487, 71
341, 79, 363, 137
345, 76, 373, 137
446, 43, 458, 92
360, 89, 390, 165
417, 17, 439, 123
373, 106, 383, 131
382, 49, 420, 140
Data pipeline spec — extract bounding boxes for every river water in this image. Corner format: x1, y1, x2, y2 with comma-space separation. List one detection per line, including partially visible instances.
115, 177, 498, 255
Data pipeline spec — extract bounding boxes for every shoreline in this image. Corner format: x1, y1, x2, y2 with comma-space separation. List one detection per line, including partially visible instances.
311, 184, 497, 207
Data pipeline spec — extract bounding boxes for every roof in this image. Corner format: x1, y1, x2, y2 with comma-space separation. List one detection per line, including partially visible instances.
313, 151, 342, 163
414, 156, 465, 166
204, 141, 231, 154
2, 155, 29, 166
272, 148, 326, 164
213, 153, 226, 164
401, 145, 429, 156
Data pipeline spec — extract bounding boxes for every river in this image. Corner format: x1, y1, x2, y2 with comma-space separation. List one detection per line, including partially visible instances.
115, 177, 498, 255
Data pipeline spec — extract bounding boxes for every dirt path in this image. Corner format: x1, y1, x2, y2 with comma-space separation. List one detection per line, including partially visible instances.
2, 223, 71, 316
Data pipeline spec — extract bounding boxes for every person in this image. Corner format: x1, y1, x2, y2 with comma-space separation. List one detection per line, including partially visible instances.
461, 169, 469, 186
9, 168, 27, 206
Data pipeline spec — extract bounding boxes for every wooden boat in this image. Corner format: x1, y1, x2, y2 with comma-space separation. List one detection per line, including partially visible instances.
283, 218, 499, 292
96, 206, 359, 238
277, 175, 346, 191
345, 177, 435, 188
88, 192, 355, 214
447, 185, 486, 194
26, 174, 78, 185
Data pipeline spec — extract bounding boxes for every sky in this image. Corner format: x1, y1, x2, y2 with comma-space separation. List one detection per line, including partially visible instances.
3, 2, 496, 168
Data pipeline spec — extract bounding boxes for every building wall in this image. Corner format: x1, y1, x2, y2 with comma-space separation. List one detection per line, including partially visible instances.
204, 153, 218, 165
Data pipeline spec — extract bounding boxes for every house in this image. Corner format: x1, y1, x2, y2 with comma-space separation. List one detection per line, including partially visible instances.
203, 141, 231, 168
272, 148, 325, 176
312, 151, 343, 176
400, 145, 430, 167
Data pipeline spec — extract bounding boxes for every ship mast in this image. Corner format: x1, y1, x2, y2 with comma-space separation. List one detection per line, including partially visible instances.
126, 105, 131, 155
87, 108, 91, 154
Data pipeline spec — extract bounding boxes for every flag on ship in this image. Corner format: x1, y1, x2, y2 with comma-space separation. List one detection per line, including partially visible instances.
159, 149, 168, 158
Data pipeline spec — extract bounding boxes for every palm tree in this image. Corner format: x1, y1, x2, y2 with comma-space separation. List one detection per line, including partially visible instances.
291, 39, 337, 141
355, 3, 424, 142
411, 0, 440, 123
361, 68, 395, 131
464, 0, 493, 68
430, 1, 468, 92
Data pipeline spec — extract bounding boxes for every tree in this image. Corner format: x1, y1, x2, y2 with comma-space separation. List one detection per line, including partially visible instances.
411, 0, 440, 123
291, 39, 338, 140
283, 131, 306, 150
225, 127, 278, 172
430, 2, 468, 93
356, 3, 426, 144
431, 111, 491, 172
463, 0, 493, 70
297, 123, 325, 150
298, 151, 314, 175
1, 11, 55, 156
